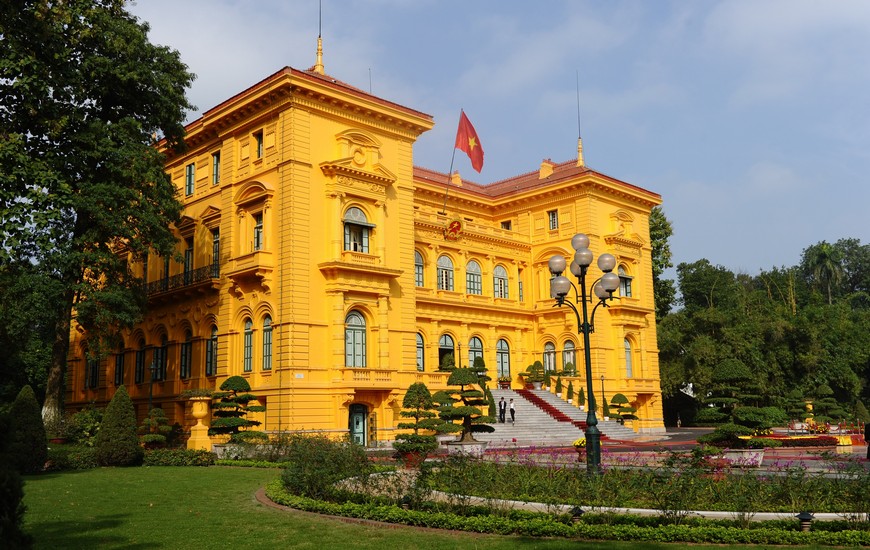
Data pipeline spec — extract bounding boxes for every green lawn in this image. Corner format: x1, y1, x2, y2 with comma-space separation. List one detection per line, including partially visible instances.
22, 466, 829, 549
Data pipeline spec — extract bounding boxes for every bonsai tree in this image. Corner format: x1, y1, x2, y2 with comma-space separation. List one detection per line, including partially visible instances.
8, 385, 48, 474
555, 376, 563, 396
522, 361, 545, 386
811, 384, 848, 423
567, 380, 574, 403
139, 407, 172, 449
94, 385, 143, 466
434, 367, 496, 442
564, 361, 576, 376
209, 375, 267, 443
394, 383, 443, 461
438, 352, 456, 372
610, 393, 637, 425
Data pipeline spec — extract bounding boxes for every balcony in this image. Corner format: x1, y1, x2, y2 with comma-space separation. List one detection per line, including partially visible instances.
342, 368, 395, 388
146, 264, 220, 299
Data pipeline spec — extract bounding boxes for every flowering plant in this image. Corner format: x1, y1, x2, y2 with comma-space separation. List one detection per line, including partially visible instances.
497, 376, 512, 383
573, 437, 586, 449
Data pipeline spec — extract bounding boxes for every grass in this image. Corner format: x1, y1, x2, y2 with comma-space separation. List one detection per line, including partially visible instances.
22, 466, 831, 549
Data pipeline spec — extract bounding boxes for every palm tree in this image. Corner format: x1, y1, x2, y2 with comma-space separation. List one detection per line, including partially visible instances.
802, 241, 844, 305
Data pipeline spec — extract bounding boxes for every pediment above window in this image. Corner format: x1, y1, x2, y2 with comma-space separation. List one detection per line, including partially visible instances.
320, 129, 396, 198
233, 180, 274, 209
200, 205, 222, 230
604, 210, 645, 255
176, 215, 197, 240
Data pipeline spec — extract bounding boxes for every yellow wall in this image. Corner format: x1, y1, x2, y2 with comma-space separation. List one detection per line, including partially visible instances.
66, 65, 664, 442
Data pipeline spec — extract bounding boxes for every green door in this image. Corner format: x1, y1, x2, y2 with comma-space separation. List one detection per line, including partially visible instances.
349, 404, 367, 446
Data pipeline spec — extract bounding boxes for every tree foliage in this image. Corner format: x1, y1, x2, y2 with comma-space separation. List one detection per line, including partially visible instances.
0, 0, 194, 425
394, 382, 443, 456
8, 385, 48, 474
649, 206, 676, 318
435, 367, 495, 442
660, 238, 870, 426
209, 376, 266, 443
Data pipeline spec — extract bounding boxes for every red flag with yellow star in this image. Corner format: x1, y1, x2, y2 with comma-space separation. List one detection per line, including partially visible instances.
454, 110, 484, 173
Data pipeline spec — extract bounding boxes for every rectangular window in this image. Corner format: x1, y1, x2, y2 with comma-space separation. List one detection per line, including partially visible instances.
243, 328, 253, 372
87, 358, 99, 389
254, 131, 264, 158
184, 239, 193, 284
212, 229, 220, 278
114, 353, 124, 386
466, 272, 482, 295
414, 262, 423, 287
135, 349, 145, 384
500, 220, 512, 230
547, 210, 559, 230
185, 162, 195, 196
253, 214, 263, 251
518, 281, 524, 302
262, 327, 272, 371
180, 341, 192, 379
155, 343, 167, 380
211, 151, 221, 185
494, 277, 509, 299
205, 331, 217, 376
437, 268, 453, 291
344, 224, 369, 253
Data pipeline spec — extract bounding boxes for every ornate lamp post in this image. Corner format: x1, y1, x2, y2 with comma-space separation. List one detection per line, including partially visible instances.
548, 233, 619, 475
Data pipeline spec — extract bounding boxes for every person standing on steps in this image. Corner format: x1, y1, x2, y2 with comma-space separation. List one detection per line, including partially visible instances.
509, 398, 516, 423
498, 397, 507, 423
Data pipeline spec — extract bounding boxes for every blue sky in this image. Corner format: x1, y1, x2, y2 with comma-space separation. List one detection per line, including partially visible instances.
129, 0, 870, 277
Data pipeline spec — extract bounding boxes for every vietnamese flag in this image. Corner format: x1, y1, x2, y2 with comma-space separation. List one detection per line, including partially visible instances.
454, 110, 484, 173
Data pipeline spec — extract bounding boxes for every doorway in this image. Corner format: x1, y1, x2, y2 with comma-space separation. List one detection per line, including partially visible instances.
349, 404, 367, 446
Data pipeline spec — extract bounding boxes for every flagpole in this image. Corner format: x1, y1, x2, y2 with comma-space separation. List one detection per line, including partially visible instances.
438, 110, 463, 216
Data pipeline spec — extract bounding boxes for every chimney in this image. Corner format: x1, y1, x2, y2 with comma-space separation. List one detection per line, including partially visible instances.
539, 159, 555, 179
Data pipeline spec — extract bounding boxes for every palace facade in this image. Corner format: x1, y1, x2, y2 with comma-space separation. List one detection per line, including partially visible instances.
66, 49, 665, 445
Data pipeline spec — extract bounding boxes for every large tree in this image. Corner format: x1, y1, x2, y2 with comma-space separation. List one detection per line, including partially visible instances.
801, 241, 845, 305
0, 1, 194, 424
649, 205, 676, 319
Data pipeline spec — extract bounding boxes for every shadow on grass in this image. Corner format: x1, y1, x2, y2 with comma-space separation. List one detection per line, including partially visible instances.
26, 514, 152, 549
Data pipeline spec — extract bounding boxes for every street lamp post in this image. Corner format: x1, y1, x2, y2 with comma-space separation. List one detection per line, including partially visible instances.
600, 375, 606, 419
548, 233, 619, 475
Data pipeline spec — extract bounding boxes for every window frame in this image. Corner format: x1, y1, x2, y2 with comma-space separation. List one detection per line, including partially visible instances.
343, 207, 372, 253
185, 162, 195, 196
562, 341, 576, 373
262, 315, 273, 371
547, 209, 559, 230
466, 260, 482, 295
243, 319, 253, 373
414, 251, 424, 287
468, 336, 483, 367
619, 266, 633, 298
437, 256, 454, 291
205, 326, 218, 376
624, 338, 633, 378
180, 330, 192, 379
493, 265, 509, 299
496, 339, 510, 378
345, 311, 367, 368
114, 351, 124, 386
416, 333, 425, 372
211, 151, 221, 185
543, 342, 556, 373
135, 341, 145, 384
253, 213, 264, 251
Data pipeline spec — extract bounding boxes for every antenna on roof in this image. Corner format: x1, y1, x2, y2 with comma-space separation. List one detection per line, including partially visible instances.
369, 68, 372, 94
576, 70, 585, 167
313, 0, 325, 74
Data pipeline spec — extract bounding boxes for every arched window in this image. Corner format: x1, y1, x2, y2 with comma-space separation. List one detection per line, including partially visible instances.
114, 346, 124, 386
543, 342, 556, 372
493, 265, 509, 299
624, 338, 633, 378
180, 330, 193, 379
262, 315, 273, 371
345, 311, 366, 368
562, 341, 576, 374
135, 340, 146, 384
205, 325, 218, 376
343, 207, 371, 253
438, 334, 455, 369
416, 333, 425, 372
496, 339, 510, 378
619, 266, 633, 298
243, 318, 253, 372
85, 349, 98, 389
414, 251, 424, 287
468, 337, 483, 367
466, 260, 482, 295
437, 256, 454, 291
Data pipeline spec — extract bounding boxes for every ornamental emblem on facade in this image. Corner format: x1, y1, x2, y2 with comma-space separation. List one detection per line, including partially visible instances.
444, 219, 463, 241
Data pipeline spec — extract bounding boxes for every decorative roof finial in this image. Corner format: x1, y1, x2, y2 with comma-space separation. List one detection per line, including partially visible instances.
577, 136, 585, 167
313, 35, 324, 75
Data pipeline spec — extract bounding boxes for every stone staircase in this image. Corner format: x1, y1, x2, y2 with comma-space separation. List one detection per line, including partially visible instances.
523, 388, 639, 442
467, 389, 639, 449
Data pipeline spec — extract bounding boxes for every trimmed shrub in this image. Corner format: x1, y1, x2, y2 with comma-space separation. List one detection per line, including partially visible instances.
143, 449, 216, 466
45, 445, 98, 471
94, 386, 143, 466
138, 407, 172, 448
66, 406, 103, 446
209, 375, 266, 443
8, 385, 48, 474
696, 423, 755, 447
0, 466, 31, 548
280, 434, 371, 499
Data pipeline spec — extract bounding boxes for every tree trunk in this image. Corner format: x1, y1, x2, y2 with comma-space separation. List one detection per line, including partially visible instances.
42, 292, 74, 426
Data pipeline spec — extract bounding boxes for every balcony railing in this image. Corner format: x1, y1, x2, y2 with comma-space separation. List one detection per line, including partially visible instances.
145, 264, 219, 296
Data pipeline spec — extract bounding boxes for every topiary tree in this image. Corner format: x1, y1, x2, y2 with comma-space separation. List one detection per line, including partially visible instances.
601, 397, 610, 419
394, 383, 443, 461
543, 370, 552, 389
577, 387, 585, 409
438, 352, 456, 372
564, 361, 576, 376
555, 376, 563, 395
8, 384, 47, 474
0, 413, 32, 548
94, 385, 143, 466
434, 367, 496, 442
855, 401, 870, 423
209, 375, 267, 443
522, 361, 545, 386
811, 384, 848, 423
610, 393, 637, 425
567, 380, 574, 402
138, 407, 172, 449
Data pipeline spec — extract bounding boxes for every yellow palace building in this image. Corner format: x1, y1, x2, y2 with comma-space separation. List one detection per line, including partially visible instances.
66, 44, 665, 446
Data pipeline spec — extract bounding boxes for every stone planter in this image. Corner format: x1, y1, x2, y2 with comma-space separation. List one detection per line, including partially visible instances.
498, 382, 511, 389
721, 448, 765, 467
447, 440, 488, 458
532, 381, 543, 390
187, 396, 212, 451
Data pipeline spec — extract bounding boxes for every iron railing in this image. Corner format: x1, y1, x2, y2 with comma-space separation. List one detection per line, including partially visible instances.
145, 264, 219, 296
